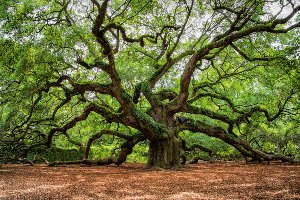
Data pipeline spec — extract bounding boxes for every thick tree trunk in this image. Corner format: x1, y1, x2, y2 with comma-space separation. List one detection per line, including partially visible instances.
147, 136, 181, 169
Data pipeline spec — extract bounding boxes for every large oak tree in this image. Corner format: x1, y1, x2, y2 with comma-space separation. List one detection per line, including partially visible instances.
1, 0, 299, 168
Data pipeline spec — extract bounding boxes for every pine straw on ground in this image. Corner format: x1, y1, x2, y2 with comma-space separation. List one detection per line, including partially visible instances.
0, 161, 299, 199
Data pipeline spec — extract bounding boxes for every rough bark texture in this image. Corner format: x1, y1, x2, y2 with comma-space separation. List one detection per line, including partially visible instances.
147, 136, 181, 169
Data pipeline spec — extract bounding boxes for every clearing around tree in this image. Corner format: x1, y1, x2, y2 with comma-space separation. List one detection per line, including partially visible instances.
1, 162, 299, 199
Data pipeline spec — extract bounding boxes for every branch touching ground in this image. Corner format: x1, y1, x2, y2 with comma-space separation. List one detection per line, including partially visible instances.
48, 157, 116, 166
179, 118, 295, 163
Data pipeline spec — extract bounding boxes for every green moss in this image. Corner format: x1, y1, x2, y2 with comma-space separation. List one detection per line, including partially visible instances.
121, 89, 132, 100
149, 66, 164, 81
140, 82, 150, 93
132, 108, 168, 139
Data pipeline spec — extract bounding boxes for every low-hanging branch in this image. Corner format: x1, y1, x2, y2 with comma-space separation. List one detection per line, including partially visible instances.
187, 87, 296, 123
61, 132, 85, 152
179, 118, 294, 163
46, 103, 121, 147
235, 89, 295, 123
84, 129, 136, 159
182, 142, 215, 157
48, 157, 116, 166
49, 132, 145, 167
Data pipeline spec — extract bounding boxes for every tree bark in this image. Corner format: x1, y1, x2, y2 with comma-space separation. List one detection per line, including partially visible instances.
147, 136, 181, 169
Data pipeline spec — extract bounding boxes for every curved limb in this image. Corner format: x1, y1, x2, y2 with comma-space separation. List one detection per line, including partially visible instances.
46, 103, 122, 147
181, 139, 215, 164
84, 129, 139, 159
179, 118, 294, 163
49, 132, 144, 167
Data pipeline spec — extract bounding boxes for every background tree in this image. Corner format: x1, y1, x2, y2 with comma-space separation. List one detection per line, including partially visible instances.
0, 0, 299, 168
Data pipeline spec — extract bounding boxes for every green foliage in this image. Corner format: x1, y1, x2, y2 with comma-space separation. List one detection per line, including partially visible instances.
127, 142, 149, 163
180, 131, 241, 160
89, 145, 115, 160
241, 122, 300, 160
28, 147, 83, 162
0, 0, 299, 166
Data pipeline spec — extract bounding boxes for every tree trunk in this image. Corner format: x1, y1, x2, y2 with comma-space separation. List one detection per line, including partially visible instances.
147, 136, 181, 169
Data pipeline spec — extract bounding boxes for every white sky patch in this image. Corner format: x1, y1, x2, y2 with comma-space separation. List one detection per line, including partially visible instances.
263, 1, 299, 26
85, 91, 96, 101
158, 0, 178, 13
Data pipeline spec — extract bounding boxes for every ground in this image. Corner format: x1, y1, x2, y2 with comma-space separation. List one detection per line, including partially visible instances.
0, 161, 299, 199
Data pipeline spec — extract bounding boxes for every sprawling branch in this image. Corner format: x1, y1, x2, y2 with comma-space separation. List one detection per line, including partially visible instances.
46, 103, 121, 147
179, 118, 294, 163
12, 73, 113, 134
91, 0, 109, 37
183, 142, 214, 157
102, 23, 154, 45
183, 104, 234, 127
212, 3, 253, 42
49, 131, 144, 167
170, 8, 299, 113
167, 0, 194, 58
11, 93, 43, 132
77, 58, 110, 72
133, 81, 162, 106
230, 43, 274, 62
84, 130, 134, 159
236, 90, 295, 124
62, 132, 85, 152
185, 89, 295, 131
188, 92, 238, 109
115, 133, 145, 165
43, 75, 112, 95
49, 157, 117, 166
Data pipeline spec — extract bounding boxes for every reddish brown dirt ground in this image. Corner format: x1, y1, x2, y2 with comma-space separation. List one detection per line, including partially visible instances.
0, 161, 299, 200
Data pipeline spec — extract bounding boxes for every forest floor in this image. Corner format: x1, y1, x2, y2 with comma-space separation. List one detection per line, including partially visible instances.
0, 161, 299, 199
